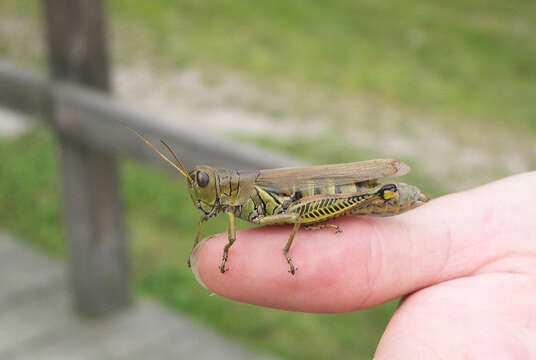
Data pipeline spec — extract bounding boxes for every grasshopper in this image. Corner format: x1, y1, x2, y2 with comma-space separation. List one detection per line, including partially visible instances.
130, 129, 428, 275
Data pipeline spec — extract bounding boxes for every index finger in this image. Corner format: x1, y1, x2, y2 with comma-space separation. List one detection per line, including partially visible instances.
190, 172, 536, 313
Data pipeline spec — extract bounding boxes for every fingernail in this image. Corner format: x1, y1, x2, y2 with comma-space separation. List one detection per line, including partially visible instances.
189, 237, 210, 289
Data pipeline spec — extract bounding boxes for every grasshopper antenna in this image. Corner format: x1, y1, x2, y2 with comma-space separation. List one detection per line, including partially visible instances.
128, 127, 193, 183
160, 139, 191, 182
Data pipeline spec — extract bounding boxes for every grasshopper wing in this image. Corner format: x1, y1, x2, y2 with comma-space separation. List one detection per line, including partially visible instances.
256, 159, 409, 192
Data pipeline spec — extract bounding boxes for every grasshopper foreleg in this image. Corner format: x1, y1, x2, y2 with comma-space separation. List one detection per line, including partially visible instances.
284, 222, 301, 275
188, 215, 207, 267
220, 211, 237, 273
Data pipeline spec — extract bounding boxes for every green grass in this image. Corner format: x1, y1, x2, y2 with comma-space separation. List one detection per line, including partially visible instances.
0, 128, 445, 359
0, 130, 63, 254
1, 1, 535, 131
109, 0, 535, 131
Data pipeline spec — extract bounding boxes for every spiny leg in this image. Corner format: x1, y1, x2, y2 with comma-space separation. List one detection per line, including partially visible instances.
220, 211, 236, 273
188, 215, 207, 267
304, 223, 342, 233
254, 213, 300, 275
284, 222, 301, 275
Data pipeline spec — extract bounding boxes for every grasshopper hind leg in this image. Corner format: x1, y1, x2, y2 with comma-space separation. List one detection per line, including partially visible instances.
304, 223, 342, 233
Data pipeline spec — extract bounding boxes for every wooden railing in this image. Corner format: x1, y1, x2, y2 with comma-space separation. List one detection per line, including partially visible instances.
0, 0, 302, 316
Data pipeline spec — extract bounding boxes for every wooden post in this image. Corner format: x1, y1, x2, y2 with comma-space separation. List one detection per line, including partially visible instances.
43, 0, 130, 315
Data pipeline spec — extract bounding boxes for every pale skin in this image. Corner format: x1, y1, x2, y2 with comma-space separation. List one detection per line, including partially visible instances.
189, 172, 536, 358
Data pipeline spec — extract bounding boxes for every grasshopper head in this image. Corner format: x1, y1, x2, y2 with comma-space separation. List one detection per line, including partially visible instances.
187, 166, 219, 215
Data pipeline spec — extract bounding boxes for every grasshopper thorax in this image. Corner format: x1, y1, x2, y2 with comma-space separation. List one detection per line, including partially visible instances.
187, 165, 220, 216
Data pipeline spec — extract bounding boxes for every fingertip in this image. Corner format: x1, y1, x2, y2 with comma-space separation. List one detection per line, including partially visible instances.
189, 236, 215, 290
185, 220, 387, 312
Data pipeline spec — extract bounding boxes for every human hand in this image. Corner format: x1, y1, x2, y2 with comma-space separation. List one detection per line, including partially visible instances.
190, 172, 536, 358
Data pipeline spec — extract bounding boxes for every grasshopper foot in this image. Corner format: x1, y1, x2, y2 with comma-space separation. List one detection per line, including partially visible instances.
288, 264, 296, 275
187, 242, 198, 268
285, 253, 296, 275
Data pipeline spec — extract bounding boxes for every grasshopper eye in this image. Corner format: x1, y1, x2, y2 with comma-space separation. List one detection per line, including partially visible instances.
197, 171, 209, 187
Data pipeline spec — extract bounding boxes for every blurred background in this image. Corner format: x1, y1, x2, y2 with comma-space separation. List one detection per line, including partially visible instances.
0, 0, 534, 359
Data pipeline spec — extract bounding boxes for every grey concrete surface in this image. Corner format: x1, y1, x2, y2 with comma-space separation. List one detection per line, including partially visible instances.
0, 232, 275, 360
